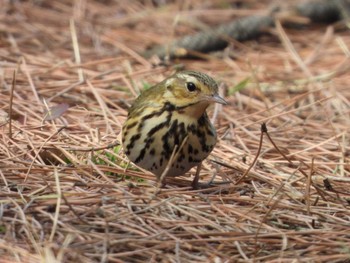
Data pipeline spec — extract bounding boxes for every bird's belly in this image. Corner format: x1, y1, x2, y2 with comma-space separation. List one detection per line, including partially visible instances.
132, 132, 216, 177
122, 111, 217, 178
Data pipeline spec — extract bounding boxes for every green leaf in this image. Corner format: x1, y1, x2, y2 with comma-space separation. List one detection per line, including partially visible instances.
142, 81, 152, 91
228, 77, 250, 95
0, 225, 6, 233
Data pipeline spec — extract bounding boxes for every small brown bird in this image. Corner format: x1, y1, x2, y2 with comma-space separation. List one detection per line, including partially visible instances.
122, 71, 226, 187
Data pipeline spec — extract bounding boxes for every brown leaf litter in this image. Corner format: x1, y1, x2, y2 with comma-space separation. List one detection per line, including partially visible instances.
0, 1, 349, 262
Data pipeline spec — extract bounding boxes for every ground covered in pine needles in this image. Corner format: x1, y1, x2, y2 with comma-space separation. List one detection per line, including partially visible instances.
1, 1, 349, 262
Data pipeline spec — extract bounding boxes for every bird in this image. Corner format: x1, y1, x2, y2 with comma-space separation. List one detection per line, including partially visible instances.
122, 70, 227, 188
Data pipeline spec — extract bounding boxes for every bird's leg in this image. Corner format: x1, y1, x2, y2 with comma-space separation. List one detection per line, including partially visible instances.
156, 173, 167, 189
191, 163, 202, 189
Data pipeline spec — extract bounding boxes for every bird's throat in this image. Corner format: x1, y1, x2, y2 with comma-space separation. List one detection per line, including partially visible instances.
177, 101, 209, 119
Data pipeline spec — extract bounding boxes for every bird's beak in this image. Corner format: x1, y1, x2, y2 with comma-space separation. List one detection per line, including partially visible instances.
208, 94, 227, 105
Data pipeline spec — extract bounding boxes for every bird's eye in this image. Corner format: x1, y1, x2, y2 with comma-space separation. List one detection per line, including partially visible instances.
186, 82, 197, 92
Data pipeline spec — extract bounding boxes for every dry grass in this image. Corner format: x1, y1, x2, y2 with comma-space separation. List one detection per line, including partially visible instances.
0, 1, 349, 262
